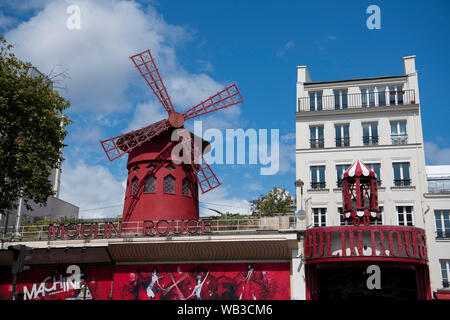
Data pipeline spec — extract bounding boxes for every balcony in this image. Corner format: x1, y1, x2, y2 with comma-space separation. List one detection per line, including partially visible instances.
310, 138, 324, 148
391, 134, 408, 145
311, 182, 326, 189
362, 136, 379, 146
394, 179, 411, 187
336, 137, 350, 147
298, 89, 416, 112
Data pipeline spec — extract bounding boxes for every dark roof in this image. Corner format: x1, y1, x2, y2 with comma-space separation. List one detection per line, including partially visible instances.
304, 75, 406, 86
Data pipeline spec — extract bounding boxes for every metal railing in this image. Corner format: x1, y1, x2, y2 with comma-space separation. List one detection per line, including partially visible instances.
311, 182, 326, 189
394, 179, 411, 187
436, 231, 450, 239
362, 136, 379, 146
298, 89, 416, 112
391, 134, 408, 144
310, 138, 324, 148
335, 137, 350, 147
0, 216, 299, 242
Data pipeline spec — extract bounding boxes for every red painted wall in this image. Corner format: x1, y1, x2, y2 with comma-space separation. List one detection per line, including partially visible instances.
0, 262, 290, 300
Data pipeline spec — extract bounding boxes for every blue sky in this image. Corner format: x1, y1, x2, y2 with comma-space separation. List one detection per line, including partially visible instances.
1, 0, 449, 218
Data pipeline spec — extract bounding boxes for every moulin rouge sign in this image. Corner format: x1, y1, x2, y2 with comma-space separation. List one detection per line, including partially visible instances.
303, 226, 428, 262
47, 219, 212, 240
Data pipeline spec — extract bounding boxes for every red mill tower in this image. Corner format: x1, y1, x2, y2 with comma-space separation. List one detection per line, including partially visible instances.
99, 49, 244, 223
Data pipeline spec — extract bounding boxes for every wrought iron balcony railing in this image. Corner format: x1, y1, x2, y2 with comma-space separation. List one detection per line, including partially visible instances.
391, 134, 408, 145
436, 231, 450, 239
363, 136, 379, 146
298, 89, 416, 112
310, 138, 324, 148
335, 137, 350, 147
311, 182, 326, 189
394, 179, 411, 187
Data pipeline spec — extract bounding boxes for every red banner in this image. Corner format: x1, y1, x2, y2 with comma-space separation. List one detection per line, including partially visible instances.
112, 263, 290, 300
0, 265, 112, 300
0, 262, 290, 300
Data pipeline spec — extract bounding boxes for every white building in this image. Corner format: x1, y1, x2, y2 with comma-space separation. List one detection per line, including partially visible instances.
294, 55, 450, 300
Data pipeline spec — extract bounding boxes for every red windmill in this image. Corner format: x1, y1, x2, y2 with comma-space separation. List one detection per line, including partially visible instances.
100, 49, 244, 224
341, 160, 380, 225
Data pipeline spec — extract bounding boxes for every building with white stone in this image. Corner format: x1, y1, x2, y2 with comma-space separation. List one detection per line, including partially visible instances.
294, 55, 450, 300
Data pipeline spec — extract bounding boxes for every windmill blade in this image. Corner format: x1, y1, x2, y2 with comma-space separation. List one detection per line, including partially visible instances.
130, 49, 175, 114
100, 119, 170, 161
182, 83, 244, 120
177, 133, 222, 193
195, 156, 222, 193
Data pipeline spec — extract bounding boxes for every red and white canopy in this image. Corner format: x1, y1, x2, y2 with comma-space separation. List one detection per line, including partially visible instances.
343, 160, 376, 179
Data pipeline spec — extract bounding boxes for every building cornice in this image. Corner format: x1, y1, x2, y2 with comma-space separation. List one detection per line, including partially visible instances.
295, 104, 420, 120
296, 143, 423, 153
302, 75, 407, 90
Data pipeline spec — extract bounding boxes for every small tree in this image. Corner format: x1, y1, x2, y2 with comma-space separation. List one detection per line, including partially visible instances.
250, 187, 295, 217
0, 37, 71, 216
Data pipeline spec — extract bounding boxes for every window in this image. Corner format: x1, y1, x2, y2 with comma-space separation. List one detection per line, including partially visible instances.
441, 260, 450, 288
397, 205, 414, 226
335, 124, 350, 147
309, 91, 323, 111
366, 163, 382, 186
144, 175, 156, 193
163, 175, 175, 194
393, 162, 411, 186
310, 166, 326, 189
362, 123, 378, 145
435, 210, 450, 238
310, 125, 324, 148
389, 86, 404, 105
131, 177, 139, 196
165, 164, 175, 171
336, 164, 351, 188
133, 166, 140, 172
377, 86, 387, 106
334, 89, 348, 109
182, 178, 191, 197
361, 88, 375, 107
313, 208, 327, 227
390, 121, 408, 144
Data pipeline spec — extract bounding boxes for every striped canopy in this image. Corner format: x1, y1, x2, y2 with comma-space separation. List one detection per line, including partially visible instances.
343, 160, 376, 179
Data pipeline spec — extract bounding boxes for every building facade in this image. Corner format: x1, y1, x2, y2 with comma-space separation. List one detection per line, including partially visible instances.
294, 55, 450, 299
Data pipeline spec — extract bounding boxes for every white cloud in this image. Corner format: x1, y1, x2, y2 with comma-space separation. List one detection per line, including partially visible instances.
59, 160, 126, 219
276, 40, 294, 57
199, 187, 251, 216
5, 0, 228, 116
424, 141, 450, 165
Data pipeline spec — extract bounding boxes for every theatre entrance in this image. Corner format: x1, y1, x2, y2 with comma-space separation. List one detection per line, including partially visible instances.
306, 262, 429, 300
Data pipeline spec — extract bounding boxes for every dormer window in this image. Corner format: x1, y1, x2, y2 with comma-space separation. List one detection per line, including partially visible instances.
164, 174, 175, 194
309, 91, 323, 111
182, 178, 191, 197
133, 166, 140, 172
166, 164, 175, 171
333, 89, 348, 109
131, 177, 139, 196
144, 175, 156, 193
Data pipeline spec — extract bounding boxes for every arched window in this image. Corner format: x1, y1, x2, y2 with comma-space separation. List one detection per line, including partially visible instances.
182, 178, 191, 197
131, 177, 139, 196
144, 175, 156, 193
163, 174, 175, 194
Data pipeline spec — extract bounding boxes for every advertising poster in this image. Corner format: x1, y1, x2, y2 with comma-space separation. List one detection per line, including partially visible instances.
112, 262, 290, 300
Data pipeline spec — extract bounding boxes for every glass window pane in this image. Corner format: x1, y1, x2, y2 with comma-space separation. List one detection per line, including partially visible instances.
402, 163, 410, 180
343, 124, 349, 137
335, 125, 341, 140
391, 121, 398, 135
318, 126, 324, 139
342, 91, 348, 108
310, 126, 316, 139
399, 121, 407, 134
311, 167, 318, 183
319, 166, 325, 182
393, 163, 401, 180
